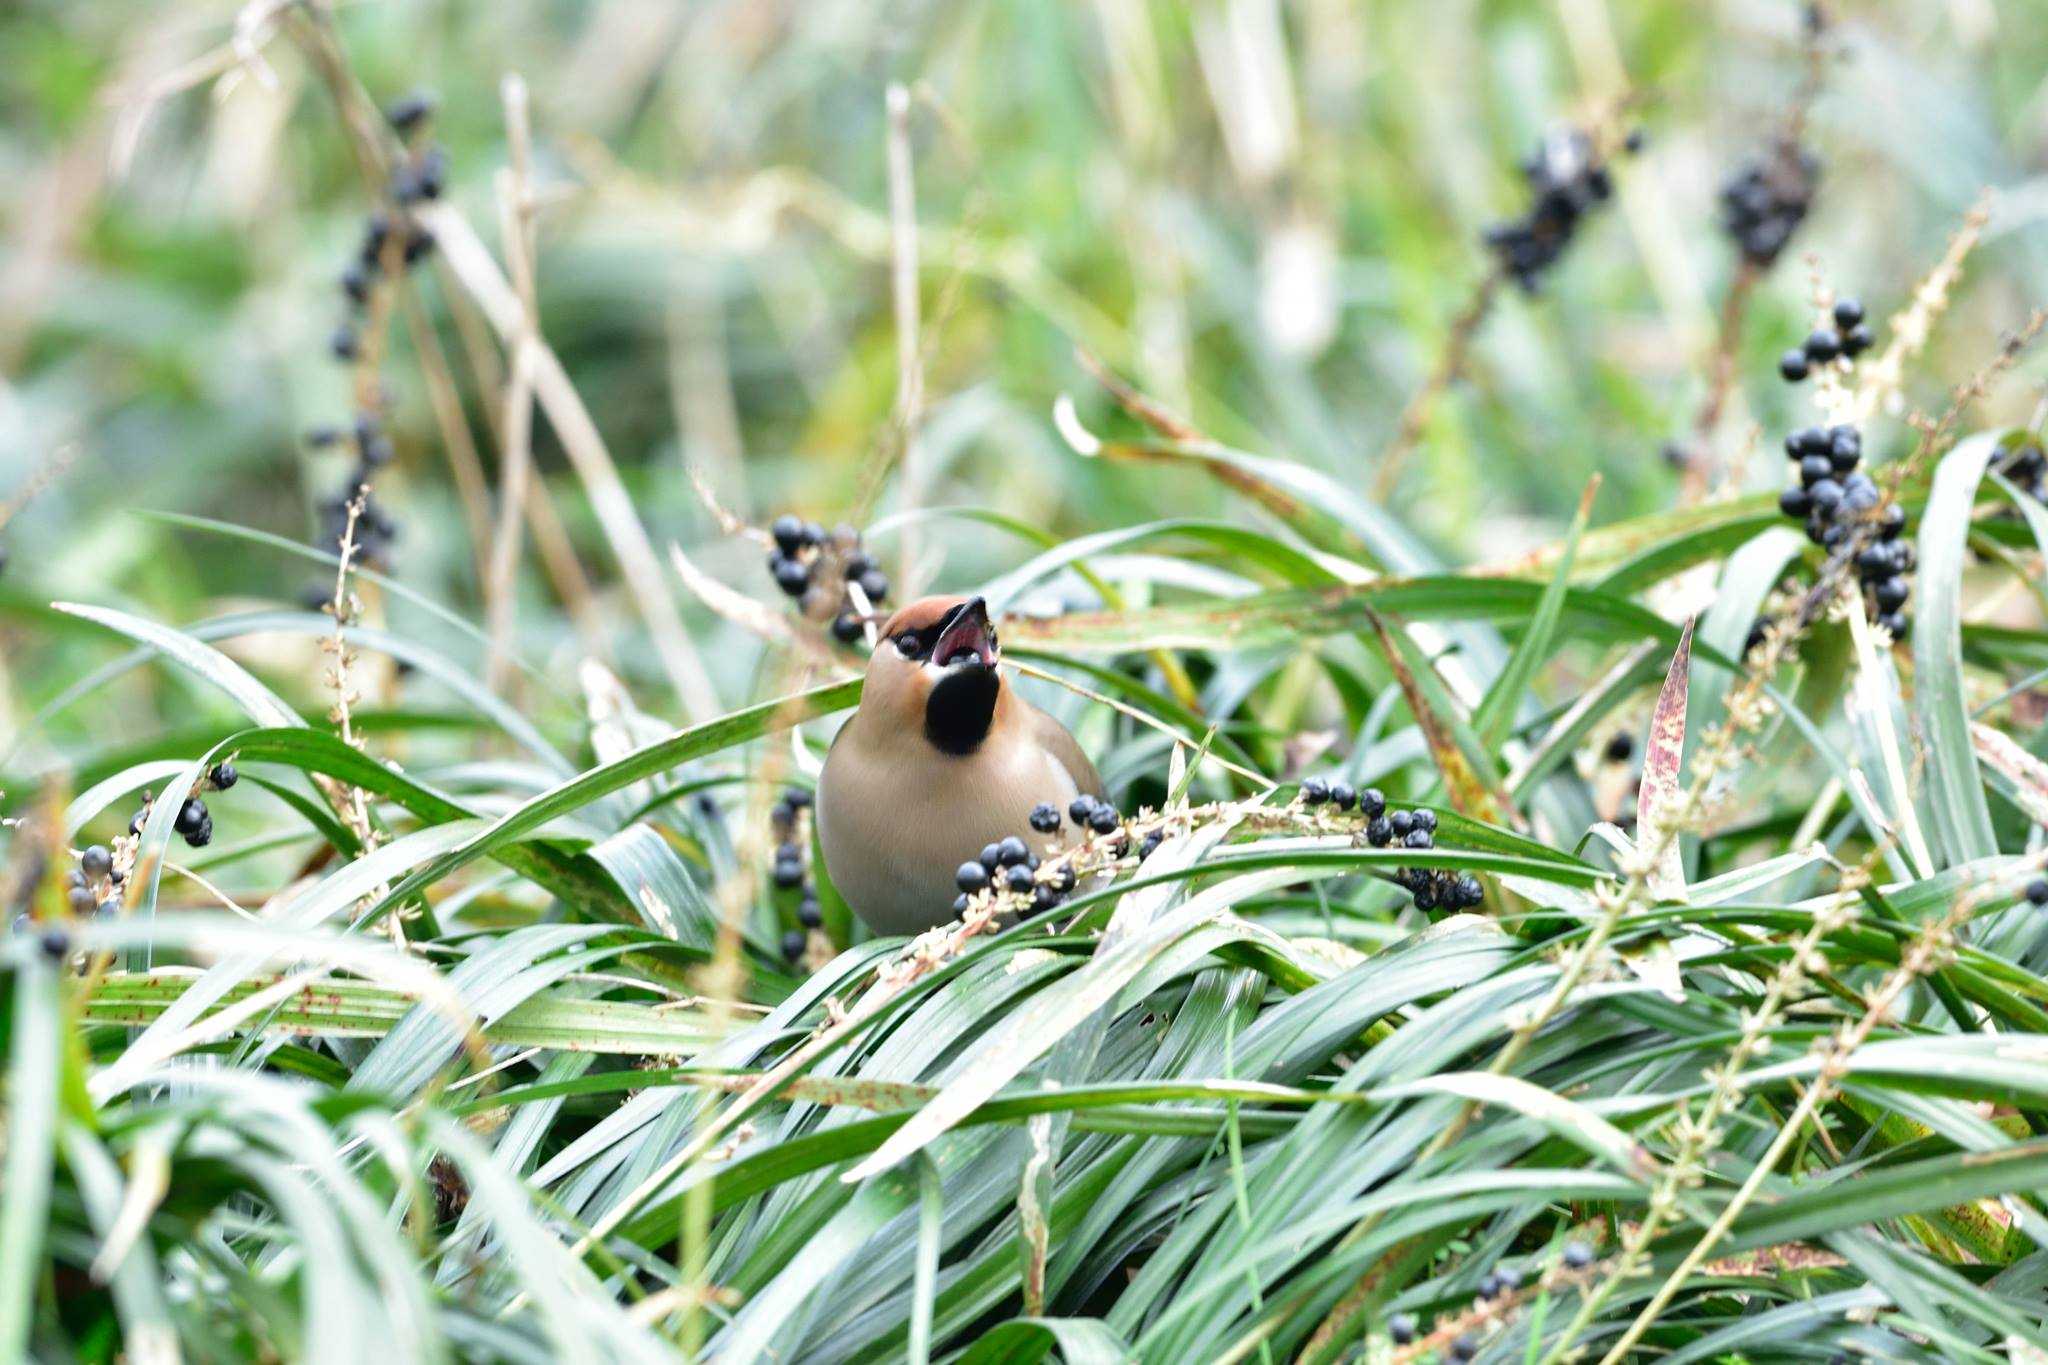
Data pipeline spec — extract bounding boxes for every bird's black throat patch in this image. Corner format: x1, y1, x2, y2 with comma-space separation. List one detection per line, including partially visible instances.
925, 665, 999, 756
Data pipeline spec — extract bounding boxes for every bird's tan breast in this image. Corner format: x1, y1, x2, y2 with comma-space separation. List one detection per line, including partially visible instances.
817, 708, 1089, 935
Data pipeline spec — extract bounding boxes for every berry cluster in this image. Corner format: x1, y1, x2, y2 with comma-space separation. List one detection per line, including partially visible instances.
1298, 778, 1484, 911
765, 516, 891, 644
304, 92, 443, 585
314, 481, 401, 574
1719, 140, 1820, 268
1777, 297, 1874, 383
953, 833, 1064, 917
63, 842, 123, 924
769, 786, 822, 964
1483, 126, 1638, 293
1773, 414, 1913, 636
17, 764, 242, 948
1385, 1241, 1594, 1354
950, 796, 1124, 920
1849, 524, 1915, 638
129, 763, 238, 853
328, 92, 443, 366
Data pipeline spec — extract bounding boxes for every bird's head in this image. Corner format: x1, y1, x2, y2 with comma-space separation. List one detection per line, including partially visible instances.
861, 595, 1005, 755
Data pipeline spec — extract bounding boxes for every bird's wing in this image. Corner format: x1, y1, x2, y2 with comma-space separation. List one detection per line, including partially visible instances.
1027, 703, 1102, 799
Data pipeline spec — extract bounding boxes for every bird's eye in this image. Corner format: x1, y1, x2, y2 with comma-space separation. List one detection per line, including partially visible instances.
894, 632, 923, 657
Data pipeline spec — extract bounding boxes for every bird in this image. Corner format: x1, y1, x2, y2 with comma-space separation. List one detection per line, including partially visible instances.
818, 594, 1101, 935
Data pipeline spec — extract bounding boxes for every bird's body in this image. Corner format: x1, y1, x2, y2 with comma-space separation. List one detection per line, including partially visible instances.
818, 596, 1100, 935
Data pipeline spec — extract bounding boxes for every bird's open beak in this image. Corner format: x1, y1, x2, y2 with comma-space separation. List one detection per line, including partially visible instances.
931, 597, 997, 670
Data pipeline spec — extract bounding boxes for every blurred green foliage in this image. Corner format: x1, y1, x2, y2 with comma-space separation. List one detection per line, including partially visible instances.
5, 0, 2047, 758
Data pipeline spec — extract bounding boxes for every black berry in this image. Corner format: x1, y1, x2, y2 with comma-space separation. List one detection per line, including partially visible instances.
1828, 427, 1862, 471
1484, 126, 1616, 292
1029, 803, 1061, 833
386, 91, 436, 133
174, 798, 209, 838
955, 861, 990, 893
771, 555, 811, 597
1720, 142, 1819, 267
1779, 349, 1810, 382
771, 515, 805, 555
